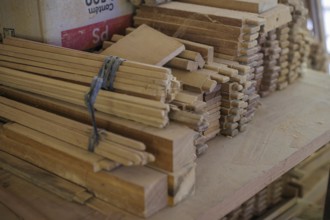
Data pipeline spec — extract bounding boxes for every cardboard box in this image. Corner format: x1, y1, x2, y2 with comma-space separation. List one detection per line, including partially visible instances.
0, 0, 133, 50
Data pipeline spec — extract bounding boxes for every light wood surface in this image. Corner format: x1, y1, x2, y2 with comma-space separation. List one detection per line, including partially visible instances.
119, 70, 330, 219
1, 70, 329, 219
102, 24, 185, 66
174, 0, 278, 13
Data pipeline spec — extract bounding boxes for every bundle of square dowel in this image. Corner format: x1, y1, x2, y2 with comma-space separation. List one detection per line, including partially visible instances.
0, 95, 154, 167
0, 37, 184, 128
258, 30, 282, 97
132, 2, 266, 135
0, 37, 180, 104
205, 62, 251, 136
102, 24, 234, 154
0, 37, 200, 215
276, 0, 309, 86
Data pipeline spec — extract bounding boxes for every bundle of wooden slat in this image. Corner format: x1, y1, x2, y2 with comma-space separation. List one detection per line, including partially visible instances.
0, 122, 168, 217
0, 84, 197, 206
309, 40, 328, 72
132, 3, 268, 135
220, 177, 284, 220
0, 96, 155, 167
205, 62, 249, 136
0, 66, 170, 128
0, 37, 180, 103
0, 36, 199, 207
174, 0, 278, 13
102, 25, 232, 152
276, 25, 291, 90
258, 30, 282, 97
277, 0, 309, 86
132, 2, 293, 136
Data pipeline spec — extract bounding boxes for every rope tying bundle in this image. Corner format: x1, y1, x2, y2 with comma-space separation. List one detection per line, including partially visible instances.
85, 56, 124, 152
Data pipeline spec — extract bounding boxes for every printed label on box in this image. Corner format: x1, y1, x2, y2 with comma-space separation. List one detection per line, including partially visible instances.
61, 14, 132, 50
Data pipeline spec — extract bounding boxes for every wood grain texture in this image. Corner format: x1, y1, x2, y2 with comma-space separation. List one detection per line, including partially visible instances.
0, 169, 106, 220
174, 0, 278, 13
113, 70, 330, 219
0, 133, 168, 217
102, 24, 185, 66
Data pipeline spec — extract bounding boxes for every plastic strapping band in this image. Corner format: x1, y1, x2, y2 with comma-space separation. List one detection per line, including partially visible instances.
84, 56, 124, 152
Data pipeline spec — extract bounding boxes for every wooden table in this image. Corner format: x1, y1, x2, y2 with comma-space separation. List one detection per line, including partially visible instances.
142, 69, 330, 220
1, 69, 330, 220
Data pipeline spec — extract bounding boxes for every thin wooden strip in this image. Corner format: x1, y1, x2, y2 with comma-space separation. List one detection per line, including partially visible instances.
0, 44, 101, 68
3, 123, 118, 172
0, 101, 145, 166
0, 54, 94, 76
0, 61, 92, 84
0, 49, 99, 72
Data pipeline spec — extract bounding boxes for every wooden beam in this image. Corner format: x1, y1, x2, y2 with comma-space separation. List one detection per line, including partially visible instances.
0, 86, 197, 172
174, 0, 278, 13
0, 131, 168, 217
102, 24, 185, 66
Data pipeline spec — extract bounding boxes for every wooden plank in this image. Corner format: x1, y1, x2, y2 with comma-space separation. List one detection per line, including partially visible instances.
0, 132, 168, 217
0, 151, 93, 204
174, 0, 278, 13
142, 3, 265, 26
0, 169, 106, 220
115, 70, 330, 219
0, 185, 49, 219
0, 86, 197, 172
260, 4, 292, 32
172, 69, 217, 92
102, 24, 185, 66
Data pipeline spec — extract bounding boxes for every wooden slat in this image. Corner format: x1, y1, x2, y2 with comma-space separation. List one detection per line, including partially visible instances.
0, 131, 168, 217
174, 0, 278, 13
102, 24, 185, 66
0, 86, 196, 172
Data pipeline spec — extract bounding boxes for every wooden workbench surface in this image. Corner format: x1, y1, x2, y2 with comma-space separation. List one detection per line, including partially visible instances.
144, 69, 330, 220
1, 69, 330, 220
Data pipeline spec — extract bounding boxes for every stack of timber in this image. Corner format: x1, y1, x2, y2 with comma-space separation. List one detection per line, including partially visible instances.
220, 177, 285, 220
0, 37, 180, 105
258, 30, 282, 97
309, 40, 328, 72
0, 96, 155, 167
276, 25, 291, 90
0, 38, 199, 211
174, 0, 278, 13
102, 25, 231, 153
0, 66, 170, 128
277, 0, 309, 85
0, 122, 168, 217
205, 62, 250, 136
133, 2, 291, 135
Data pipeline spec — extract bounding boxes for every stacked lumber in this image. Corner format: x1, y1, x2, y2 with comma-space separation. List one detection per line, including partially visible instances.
0, 84, 197, 206
0, 37, 199, 209
277, 0, 309, 86
102, 25, 231, 151
258, 30, 282, 97
276, 25, 291, 90
132, 2, 290, 135
0, 66, 170, 128
309, 40, 328, 72
0, 37, 180, 104
0, 99, 152, 168
220, 177, 284, 220
205, 62, 250, 136
0, 122, 168, 217
174, 0, 278, 13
